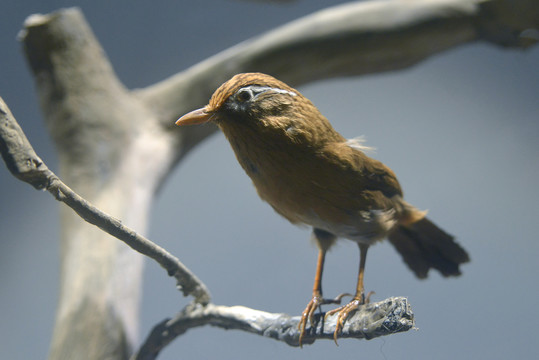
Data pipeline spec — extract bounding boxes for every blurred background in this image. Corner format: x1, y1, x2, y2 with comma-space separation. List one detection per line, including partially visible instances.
1, 1, 538, 359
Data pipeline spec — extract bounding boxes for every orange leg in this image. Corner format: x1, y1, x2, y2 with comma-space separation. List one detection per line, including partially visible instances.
326, 243, 370, 345
298, 229, 347, 347
298, 248, 350, 347
298, 248, 326, 347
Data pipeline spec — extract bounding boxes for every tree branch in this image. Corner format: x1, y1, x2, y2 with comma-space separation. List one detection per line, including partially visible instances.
138, 0, 539, 126
0, 96, 210, 306
133, 297, 414, 360
0, 95, 52, 189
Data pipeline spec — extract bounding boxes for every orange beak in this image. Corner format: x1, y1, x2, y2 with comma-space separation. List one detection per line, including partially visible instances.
175, 107, 213, 126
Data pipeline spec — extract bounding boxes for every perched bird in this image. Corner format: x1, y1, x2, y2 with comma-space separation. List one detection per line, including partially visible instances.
176, 73, 469, 346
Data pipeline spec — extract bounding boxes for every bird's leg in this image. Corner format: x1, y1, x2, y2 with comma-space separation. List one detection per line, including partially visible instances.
298, 248, 326, 347
298, 229, 340, 347
325, 243, 370, 345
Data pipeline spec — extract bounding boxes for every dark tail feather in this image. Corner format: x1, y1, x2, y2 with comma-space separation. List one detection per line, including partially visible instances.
388, 217, 470, 279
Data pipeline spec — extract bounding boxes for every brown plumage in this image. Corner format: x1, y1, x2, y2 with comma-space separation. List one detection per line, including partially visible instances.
176, 72, 469, 346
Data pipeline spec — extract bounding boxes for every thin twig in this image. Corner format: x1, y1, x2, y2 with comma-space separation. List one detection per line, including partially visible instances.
0, 96, 211, 305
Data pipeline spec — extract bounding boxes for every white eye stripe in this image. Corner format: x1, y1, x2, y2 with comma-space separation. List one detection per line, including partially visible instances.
240, 85, 297, 98
262, 86, 297, 97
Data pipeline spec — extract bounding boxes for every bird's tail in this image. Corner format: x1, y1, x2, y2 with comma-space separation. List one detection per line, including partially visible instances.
388, 217, 470, 279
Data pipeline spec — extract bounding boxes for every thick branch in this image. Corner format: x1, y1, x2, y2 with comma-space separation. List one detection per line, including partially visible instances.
0, 96, 210, 305
138, 0, 539, 128
134, 297, 414, 360
20, 10, 167, 358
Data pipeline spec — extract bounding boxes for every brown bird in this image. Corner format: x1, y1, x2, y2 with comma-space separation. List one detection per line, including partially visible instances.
176, 73, 469, 346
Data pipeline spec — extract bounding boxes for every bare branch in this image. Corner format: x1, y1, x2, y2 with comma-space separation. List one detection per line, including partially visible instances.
0, 96, 210, 305
133, 297, 414, 360
0, 95, 52, 189
138, 0, 539, 128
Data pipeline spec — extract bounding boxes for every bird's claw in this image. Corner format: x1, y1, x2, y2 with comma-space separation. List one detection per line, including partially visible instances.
364, 290, 375, 304
298, 293, 331, 347
325, 299, 362, 345
297, 292, 357, 347
328, 292, 353, 304
325, 291, 375, 345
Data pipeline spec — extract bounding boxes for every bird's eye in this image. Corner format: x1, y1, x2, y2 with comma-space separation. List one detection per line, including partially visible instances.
236, 88, 253, 102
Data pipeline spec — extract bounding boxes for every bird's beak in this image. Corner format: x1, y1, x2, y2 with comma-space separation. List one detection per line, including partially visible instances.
175, 107, 212, 126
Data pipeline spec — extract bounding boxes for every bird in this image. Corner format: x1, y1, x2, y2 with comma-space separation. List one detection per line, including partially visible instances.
176, 72, 470, 346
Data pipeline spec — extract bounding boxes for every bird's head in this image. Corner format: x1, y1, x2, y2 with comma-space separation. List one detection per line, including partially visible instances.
176, 73, 341, 146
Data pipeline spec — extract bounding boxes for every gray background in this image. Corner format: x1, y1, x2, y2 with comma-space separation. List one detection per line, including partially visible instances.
1, 1, 538, 359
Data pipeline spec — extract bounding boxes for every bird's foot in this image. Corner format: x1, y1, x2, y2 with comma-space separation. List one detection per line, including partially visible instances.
298, 294, 322, 348
325, 291, 375, 345
298, 293, 351, 347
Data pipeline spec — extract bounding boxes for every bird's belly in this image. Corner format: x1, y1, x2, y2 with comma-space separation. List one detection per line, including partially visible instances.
256, 180, 398, 244
295, 207, 398, 244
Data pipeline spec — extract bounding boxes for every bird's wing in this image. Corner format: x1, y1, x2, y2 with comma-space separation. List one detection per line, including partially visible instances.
326, 141, 403, 200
